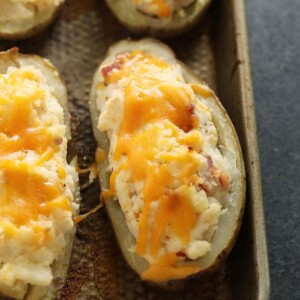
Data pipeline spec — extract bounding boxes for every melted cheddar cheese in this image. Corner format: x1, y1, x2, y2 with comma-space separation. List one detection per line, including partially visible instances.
97, 51, 230, 281
0, 65, 77, 292
131, 0, 195, 18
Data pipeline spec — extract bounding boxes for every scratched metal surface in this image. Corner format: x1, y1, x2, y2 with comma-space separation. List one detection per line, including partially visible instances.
0, 1, 235, 299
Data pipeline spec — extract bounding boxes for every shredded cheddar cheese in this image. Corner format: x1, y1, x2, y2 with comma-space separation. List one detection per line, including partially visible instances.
97, 50, 230, 281
0, 64, 77, 292
0, 68, 67, 230
131, 0, 195, 18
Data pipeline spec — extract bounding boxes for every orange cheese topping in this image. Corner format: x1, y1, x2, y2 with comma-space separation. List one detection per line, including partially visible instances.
0, 69, 54, 156
0, 67, 71, 243
0, 160, 63, 225
103, 51, 198, 134
132, 0, 171, 18
101, 51, 207, 280
141, 253, 200, 282
112, 123, 202, 260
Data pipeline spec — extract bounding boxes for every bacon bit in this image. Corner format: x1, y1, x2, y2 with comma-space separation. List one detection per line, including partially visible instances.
54, 137, 63, 145
176, 251, 186, 258
212, 168, 230, 190
188, 103, 195, 114
180, 104, 196, 133
219, 171, 230, 190
101, 54, 128, 81
181, 123, 193, 133
198, 183, 210, 194
101, 61, 121, 79
206, 155, 213, 172
73, 202, 104, 224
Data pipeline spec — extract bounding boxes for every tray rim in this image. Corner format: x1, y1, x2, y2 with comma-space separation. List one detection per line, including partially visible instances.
0, 0, 271, 298
232, 0, 270, 299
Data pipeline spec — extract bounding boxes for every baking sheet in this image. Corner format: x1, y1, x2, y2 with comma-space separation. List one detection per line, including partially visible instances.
0, 0, 269, 299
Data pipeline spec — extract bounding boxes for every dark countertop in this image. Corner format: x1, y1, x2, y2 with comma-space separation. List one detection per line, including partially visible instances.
246, 0, 300, 299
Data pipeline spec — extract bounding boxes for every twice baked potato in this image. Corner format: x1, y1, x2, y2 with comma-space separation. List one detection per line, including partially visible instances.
0, 0, 64, 40
90, 39, 245, 283
105, 0, 212, 38
0, 48, 79, 299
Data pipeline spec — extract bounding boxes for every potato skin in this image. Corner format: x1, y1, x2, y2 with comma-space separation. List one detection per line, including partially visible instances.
90, 38, 246, 283
0, 48, 79, 300
105, 0, 212, 38
0, 0, 64, 40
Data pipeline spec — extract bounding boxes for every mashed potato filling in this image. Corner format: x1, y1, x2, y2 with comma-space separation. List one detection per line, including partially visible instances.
97, 51, 230, 281
0, 66, 77, 294
131, 0, 195, 18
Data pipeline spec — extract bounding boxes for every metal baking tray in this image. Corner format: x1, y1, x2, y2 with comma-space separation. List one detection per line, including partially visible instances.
0, 0, 270, 299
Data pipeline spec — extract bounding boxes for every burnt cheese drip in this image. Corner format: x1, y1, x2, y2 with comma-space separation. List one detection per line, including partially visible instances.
101, 51, 206, 280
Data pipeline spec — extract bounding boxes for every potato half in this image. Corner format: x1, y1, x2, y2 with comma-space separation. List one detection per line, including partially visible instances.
0, 48, 79, 299
105, 0, 212, 38
0, 0, 64, 40
90, 38, 245, 283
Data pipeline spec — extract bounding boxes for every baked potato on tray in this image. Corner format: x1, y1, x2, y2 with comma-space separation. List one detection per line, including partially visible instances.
0, 48, 79, 300
90, 38, 245, 284
0, 0, 64, 40
105, 0, 212, 38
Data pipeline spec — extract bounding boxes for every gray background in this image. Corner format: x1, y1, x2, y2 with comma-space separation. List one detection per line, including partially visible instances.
246, 0, 300, 299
